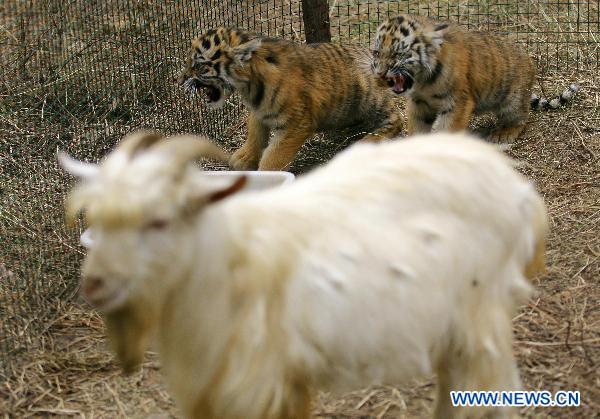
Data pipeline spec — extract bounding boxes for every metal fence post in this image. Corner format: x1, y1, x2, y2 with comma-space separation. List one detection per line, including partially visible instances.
301, 0, 331, 43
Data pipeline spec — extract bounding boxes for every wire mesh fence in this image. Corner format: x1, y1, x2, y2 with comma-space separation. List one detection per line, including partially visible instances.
1, 0, 598, 379
329, 1, 599, 74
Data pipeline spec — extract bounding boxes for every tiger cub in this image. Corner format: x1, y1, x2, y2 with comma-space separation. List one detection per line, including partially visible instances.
372, 14, 577, 142
178, 27, 404, 171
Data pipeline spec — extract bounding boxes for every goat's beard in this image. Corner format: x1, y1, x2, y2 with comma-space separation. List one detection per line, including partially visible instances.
104, 302, 156, 374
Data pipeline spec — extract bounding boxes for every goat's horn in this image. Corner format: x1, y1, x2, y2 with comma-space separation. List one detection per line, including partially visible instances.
116, 130, 163, 157
155, 135, 230, 166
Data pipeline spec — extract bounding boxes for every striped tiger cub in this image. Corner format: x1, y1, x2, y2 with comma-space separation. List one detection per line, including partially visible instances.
372, 14, 579, 142
178, 27, 404, 170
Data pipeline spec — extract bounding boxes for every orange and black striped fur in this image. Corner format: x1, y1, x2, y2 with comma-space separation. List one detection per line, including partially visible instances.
372, 15, 575, 142
178, 27, 404, 171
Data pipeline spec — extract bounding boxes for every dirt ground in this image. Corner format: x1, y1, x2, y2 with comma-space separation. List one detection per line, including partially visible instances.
1, 69, 598, 418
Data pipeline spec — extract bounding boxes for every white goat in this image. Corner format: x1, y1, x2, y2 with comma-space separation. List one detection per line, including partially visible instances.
59, 131, 547, 419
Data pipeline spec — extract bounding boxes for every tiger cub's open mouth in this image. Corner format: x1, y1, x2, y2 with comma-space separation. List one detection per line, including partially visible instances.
183, 78, 222, 103
383, 71, 414, 95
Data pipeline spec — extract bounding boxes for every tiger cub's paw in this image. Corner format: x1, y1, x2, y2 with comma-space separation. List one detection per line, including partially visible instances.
230, 147, 260, 171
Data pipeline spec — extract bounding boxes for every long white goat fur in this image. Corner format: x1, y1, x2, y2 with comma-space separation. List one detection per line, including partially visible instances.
61, 131, 547, 419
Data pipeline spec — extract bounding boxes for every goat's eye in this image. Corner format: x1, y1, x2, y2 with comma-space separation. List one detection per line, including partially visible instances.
145, 219, 169, 230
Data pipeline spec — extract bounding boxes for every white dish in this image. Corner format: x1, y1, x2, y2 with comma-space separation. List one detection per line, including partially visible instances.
79, 171, 295, 248
202, 170, 295, 190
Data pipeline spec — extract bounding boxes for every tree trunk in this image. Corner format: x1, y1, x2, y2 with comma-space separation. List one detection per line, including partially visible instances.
301, 0, 331, 43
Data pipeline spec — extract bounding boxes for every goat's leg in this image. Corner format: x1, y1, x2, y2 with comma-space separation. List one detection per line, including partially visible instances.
434, 308, 521, 419
276, 385, 312, 419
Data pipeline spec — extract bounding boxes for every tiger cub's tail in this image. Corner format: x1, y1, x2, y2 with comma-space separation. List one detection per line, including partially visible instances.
530, 83, 580, 111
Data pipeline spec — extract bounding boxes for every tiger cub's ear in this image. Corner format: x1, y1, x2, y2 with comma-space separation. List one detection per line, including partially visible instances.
231, 38, 262, 63
429, 23, 449, 49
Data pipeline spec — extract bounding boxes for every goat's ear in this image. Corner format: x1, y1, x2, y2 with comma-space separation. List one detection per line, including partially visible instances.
185, 175, 247, 214
231, 38, 261, 63
57, 150, 99, 180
